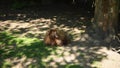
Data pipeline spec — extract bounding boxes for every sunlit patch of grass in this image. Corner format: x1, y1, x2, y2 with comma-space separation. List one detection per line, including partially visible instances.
0, 31, 43, 47
12, 37, 40, 47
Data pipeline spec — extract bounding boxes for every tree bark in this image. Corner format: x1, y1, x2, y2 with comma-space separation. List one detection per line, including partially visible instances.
94, 0, 119, 42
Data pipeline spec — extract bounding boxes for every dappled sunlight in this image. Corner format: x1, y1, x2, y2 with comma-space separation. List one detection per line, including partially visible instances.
0, 13, 88, 40
0, 32, 56, 67
41, 45, 107, 68
0, 18, 53, 38
4, 56, 37, 68
0, 7, 112, 68
0, 31, 108, 68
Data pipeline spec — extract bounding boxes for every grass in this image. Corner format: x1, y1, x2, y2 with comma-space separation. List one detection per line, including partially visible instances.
0, 32, 57, 68
0, 32, 85, 68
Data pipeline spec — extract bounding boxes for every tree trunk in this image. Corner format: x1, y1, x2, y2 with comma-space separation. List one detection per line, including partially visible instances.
94, 0, 119, 42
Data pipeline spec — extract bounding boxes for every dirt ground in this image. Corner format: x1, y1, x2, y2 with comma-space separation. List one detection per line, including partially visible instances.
0, 6, 120, 68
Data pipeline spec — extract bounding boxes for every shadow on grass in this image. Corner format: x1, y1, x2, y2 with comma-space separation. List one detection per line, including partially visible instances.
0, 31, 107, 68
0, 32, 57, 68
0, 6, 107, 68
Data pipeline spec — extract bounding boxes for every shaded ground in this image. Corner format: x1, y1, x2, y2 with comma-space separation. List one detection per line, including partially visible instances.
0, 5, 120, 68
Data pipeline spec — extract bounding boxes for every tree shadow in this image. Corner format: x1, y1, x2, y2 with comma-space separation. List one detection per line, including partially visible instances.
0, 31, 107, 68
0, 4, 111, 68
0, 32, 57, 68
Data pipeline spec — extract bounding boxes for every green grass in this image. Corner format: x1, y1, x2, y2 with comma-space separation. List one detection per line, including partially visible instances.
0, 32, 56, 68
0, 32, 84, 68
